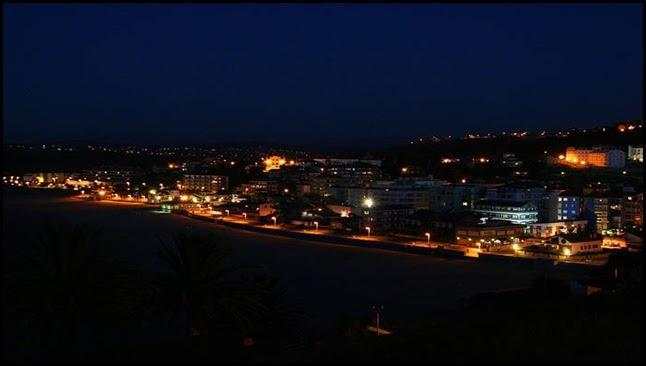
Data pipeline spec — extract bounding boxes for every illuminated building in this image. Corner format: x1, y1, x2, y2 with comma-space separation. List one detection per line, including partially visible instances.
473, 200, 538, 224
26, 172, 68, 184
583, 196, 611, 233
343, 178, 442, 211
550, 234, 603, 255
295, 182, 311, 196
627, 145, 643, 162
311, 176, 350, 197
622, 193, 643, 226
557, 193, 583, 220
82, 168, 137, 184
486, 184, 558, 222
525, 219, 588, 238
313, 159, 383, 180
500, 153, 523, 168
237, 180, 279, 196
429, 183, 483, 212
263, 156, 287, 172
564, 146, 625, 168
455, 222, 525, 245
182, 174, 228, 192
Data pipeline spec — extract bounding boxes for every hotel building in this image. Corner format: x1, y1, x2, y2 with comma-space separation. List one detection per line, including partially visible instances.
564, 146, 625, 168
182, 174, 228, 193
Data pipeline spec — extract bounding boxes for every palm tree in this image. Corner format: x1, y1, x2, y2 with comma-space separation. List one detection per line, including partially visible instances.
152, 230, 270, 338
3, 222, 144, 361
238, 272, 309, 354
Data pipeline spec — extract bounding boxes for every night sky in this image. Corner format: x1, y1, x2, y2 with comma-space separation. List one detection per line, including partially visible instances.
3, 4, 643, 147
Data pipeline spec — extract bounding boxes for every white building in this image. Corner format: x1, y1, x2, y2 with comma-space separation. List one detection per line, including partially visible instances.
473, 200, 538, 224
555, 235, 603, 255
526, 219, 588, 238
344, 178, 443, 211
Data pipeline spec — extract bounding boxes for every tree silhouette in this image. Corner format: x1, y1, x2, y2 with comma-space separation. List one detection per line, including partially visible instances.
3, 222, 144, 362
151, 230, 270, 338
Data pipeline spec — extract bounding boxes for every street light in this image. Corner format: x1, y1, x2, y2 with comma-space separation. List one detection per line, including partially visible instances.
314, 221, 319, 230
425, 232, 430, 245
365, 226, 371, 237
372, 305, 384, 336
225, 209, 230, 216
363, 198, 374, 209
242, 212, 247, 221
271, 216, 277, 225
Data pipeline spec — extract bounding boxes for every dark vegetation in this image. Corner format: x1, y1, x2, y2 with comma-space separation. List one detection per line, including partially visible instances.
3, 223, 306, 363
311, 252, 643, 363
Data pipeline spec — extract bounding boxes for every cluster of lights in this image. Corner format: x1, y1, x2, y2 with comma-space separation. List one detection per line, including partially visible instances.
3, 176, 24, 186
441, 158, 459, 164
617, 124, 640, 132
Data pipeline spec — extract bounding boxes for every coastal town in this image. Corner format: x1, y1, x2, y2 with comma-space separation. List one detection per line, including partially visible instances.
4, 3, 643, 363
5, 121, 642, 266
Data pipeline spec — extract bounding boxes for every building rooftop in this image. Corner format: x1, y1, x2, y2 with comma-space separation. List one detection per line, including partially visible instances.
456, 219, 524, 228
558, 233, 600, 243
475, 199, 532, 208
558, 190, 582, 197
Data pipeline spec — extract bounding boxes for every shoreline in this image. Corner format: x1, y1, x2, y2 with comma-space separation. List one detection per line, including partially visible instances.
7, 189, 603, 272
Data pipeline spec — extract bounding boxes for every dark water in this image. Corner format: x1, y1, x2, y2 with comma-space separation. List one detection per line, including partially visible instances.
3, 188, 582, 329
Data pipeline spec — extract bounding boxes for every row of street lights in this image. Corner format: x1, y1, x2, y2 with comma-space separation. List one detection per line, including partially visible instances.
225, 200, 431, 244
225, 212, 322, 231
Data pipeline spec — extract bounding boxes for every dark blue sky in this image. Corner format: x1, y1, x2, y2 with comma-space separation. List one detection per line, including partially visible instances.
3, 4, 643, 147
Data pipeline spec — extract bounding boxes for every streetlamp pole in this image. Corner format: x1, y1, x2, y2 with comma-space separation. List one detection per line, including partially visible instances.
372, 305, 384, 336
425, 232, 431, 245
